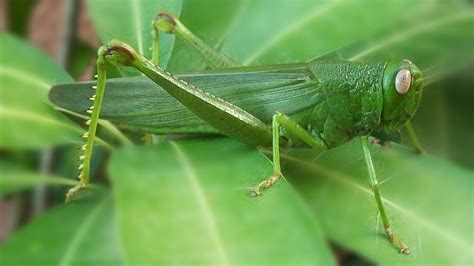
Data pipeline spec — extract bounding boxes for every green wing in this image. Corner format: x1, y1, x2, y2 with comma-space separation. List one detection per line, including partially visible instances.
49, 64, 320, 134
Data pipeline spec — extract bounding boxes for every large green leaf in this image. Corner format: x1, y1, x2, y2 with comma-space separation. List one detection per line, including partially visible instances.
0, 140, 336, 265
86, 0, 182, 70
109, 139, 335, 265
316, 6, 474, 84
0, 193, 123, 266
282, 139, 473, 265
221, 0, 460, 65
0, 34, 82, 148
166, 0, 247, 72
0, 161, 77, 196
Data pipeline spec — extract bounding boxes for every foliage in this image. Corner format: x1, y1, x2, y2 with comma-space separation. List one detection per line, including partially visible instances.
0, 0, 472, 265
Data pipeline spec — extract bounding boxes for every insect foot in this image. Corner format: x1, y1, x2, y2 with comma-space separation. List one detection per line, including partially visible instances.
400, 243, 410, 255
250, 174, 282, 197
385, 226, 410, 255
65, 181, 85, 202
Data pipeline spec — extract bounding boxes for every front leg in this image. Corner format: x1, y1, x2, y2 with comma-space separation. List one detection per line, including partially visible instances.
405, 121, 424, 153
252, 112, 327, 196
66, 47, 109, 202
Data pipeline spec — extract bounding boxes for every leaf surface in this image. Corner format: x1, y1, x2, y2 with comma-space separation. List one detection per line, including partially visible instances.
282, 139, 474, 265
109, 139, 335, 265
316, 7, 474, 85
0, 161, 77, 196
166, 0, 247, 72
0, 34, 81, 148
0, 194, 123, 266
221, 0, 446, 65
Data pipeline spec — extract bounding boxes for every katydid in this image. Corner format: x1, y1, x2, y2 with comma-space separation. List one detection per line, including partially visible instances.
49, 12, 424, 255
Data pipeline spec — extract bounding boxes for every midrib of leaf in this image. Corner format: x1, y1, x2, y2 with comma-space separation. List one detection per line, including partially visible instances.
58, 196, 111, 266
170, 142, 230, 266
55, 107, 132, 145
130, 0, 144, 55
0, 107, 113, 150
276, 151, 472, 253
1, 174, 77, 187
349, 11, 474, 60
0, 107, 81, 133
0, 64, 73, 131
242, 0, 343, 65
0, 66, 51, 91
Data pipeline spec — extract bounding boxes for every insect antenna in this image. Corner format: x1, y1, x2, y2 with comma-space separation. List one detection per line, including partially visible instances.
420, 65, 439, 86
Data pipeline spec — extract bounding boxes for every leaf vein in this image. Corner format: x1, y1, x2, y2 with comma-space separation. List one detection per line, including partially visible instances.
243, 0, 343, 65
59, 197, 110, 266
350, 11, 474, 60
170, 142, 230, 265
0, 66, 50, 90
277, 151, 472, 252
0, 108, 81, 133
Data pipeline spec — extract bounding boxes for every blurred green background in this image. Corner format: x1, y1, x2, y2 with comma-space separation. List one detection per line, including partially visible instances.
0, 0, 473, 265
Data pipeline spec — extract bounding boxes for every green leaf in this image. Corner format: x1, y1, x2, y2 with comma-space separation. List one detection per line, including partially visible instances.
0, 161, 77, 196
0, 193, 123, 266
221, 0, 448, 65
0, 34, 82, 148
86, 0, 182, 70
109, 139, 335, 265
166, 0, 247, 72
317, 7, 474, 85
282, 138, 474, 265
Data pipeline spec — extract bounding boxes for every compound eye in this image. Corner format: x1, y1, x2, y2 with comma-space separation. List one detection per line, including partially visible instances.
395, 69, 411, 94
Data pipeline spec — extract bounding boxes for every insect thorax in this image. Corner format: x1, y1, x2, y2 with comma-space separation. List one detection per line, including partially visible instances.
305, 61, 387, 148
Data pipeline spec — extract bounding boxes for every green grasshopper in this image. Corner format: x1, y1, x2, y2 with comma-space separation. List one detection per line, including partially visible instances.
49, 12, 424, 255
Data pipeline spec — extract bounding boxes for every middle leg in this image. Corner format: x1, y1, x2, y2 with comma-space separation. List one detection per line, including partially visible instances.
251, 112, 327, 196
